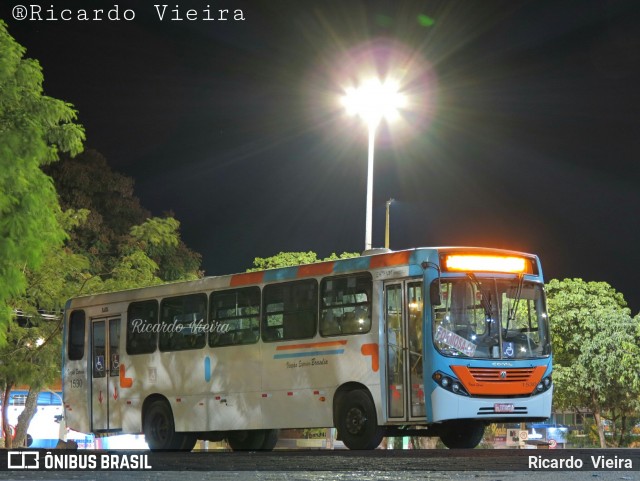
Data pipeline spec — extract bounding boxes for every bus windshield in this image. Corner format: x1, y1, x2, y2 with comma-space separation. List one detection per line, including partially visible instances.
431, 278, 550, 359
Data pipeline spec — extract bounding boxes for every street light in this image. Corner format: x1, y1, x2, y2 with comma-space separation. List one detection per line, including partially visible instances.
385, 198, 394, 249
342, 79, 406, 251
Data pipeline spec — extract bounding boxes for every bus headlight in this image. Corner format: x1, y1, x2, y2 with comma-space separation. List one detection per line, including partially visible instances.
533, 375, 552, 395
432, 371, 469, 397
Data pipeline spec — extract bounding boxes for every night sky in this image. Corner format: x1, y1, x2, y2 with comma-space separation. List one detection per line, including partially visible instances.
4, 0, 640, 312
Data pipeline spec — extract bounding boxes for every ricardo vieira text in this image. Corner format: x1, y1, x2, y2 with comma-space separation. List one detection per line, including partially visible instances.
12, 4, 246, 22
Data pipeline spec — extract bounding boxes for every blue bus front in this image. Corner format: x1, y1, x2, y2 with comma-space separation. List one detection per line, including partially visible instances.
422, 250, 553, 447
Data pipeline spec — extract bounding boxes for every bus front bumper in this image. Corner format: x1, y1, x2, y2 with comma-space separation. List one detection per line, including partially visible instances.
430, 386, 553, 423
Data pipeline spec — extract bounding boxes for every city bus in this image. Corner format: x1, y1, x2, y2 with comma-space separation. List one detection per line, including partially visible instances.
61, 247, 552, 450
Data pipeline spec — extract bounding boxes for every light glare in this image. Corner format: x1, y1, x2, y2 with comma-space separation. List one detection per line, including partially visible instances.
342, 78, 406, 126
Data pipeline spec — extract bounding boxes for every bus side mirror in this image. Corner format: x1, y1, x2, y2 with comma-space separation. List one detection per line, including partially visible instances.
430, 282, 441, 306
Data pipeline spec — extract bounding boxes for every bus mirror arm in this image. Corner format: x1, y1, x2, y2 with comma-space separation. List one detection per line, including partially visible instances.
421, 261, 442, 306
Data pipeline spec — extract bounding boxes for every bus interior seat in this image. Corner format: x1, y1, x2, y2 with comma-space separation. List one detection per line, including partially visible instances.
264, 328, 282, 341
217, 332, 235, 345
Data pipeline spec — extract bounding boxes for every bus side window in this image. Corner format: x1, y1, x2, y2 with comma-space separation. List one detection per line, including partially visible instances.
209, 287, 260, 347
262, 280, 317, 342
127, 300, 159, 355
159, 294, 207, 351
320, 274, 372, 336
68, 310, 86, 360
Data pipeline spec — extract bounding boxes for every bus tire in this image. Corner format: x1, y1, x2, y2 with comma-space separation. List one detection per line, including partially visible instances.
143, 399, 188, 450
336, 389, 383, 450
227, 430, 266, 451
260, 429, 279, 451
180, 433, 197, 451
439, 420, 485, 449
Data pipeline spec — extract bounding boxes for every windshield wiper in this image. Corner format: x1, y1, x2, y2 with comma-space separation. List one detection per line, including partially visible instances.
467, 274, 502, 354
506, 274, 525, 333
466, 273, 493, 321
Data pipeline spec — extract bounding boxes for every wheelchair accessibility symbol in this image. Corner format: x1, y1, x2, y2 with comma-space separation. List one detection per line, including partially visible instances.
111, 354, 119, 371
503, 342, 515, 358
95, 355, 105, 372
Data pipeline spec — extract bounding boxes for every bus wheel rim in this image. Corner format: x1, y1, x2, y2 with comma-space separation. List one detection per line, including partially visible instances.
345, 407, 366, 435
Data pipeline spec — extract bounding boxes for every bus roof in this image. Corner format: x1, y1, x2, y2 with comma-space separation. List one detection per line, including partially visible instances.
64, 247, 541, 309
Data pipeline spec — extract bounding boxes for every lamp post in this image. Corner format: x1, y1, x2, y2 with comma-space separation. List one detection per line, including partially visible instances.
342, 79, 405, 251
385, 198, 394, 249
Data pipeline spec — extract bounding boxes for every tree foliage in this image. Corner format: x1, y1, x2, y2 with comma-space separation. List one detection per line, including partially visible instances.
46, 150, 201, 281
0, 20, 85, 341
1, 210, 199, 446
45, 150, 149, 274
0, 311, 61, 447
248, 251, 359, 271
547, 278, 640, 447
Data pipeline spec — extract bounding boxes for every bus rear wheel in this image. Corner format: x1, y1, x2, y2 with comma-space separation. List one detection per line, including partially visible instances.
227, 430, 266, 450
336, 389, 383, 450
180, 433, 197, 451
439, 420, 485, 449
143, 399, 191, 450
261, 429, 279, 451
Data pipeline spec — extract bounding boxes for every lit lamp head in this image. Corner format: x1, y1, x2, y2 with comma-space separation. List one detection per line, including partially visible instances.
342, 78, 406, 129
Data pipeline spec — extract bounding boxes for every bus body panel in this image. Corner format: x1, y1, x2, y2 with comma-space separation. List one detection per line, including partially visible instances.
261, 334, 380, 429
62, 308, 92, 435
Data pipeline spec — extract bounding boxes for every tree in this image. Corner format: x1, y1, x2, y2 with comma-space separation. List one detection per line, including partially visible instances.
2, 149, 201, 447
1, 209, 92, 447
46, 150, 201, 281
1, 212, 199, 446
45, 150, 149, 274
248, 251, 359, 271
102, 217, 199, 290
547, 278, 640, 447
0, 312, 60, 448
0, 20, 85, 341
128, 216, 201, 282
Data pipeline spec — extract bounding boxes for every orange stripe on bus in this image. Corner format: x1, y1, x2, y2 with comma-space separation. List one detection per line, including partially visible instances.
120, 364, 133, 388
369, 251, 411, 269
230, 271, 265, 287
297, 261, 335, 278
361, 343, 379, 372
275, 340, 348, 351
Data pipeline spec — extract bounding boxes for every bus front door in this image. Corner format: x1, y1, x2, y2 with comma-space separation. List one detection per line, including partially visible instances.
91, 318, 122, 433
385, 280, 425, 422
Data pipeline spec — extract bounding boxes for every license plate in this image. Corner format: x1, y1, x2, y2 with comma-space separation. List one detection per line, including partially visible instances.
494, 403, 514, 413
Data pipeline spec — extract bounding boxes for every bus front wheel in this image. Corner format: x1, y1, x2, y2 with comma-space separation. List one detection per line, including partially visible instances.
439, 420, 485, 449
336, 389, 384, 450
143, 399, 191, 450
